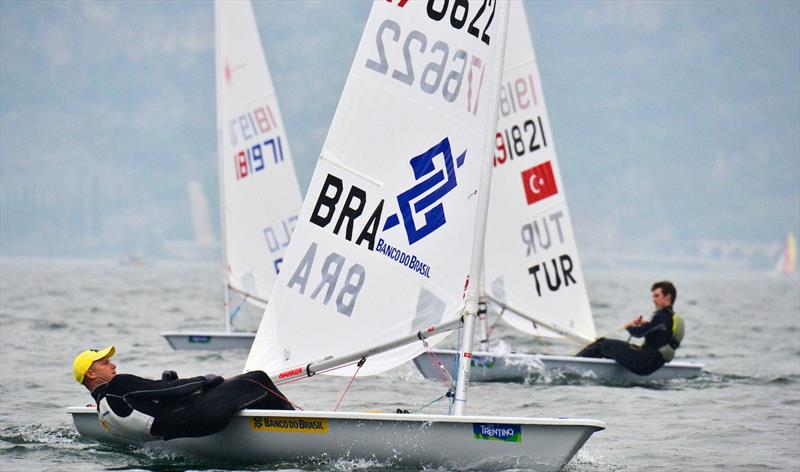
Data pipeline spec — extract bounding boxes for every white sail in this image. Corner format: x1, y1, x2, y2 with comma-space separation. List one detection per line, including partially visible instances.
482, 1, 595, 341
246, 0, 508, 376
216, 0, 303, 303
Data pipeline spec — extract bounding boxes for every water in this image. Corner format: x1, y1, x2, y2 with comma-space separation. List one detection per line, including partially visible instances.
1, 260, 798, 471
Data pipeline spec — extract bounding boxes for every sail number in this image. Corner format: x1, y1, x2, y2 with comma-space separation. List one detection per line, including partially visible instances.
499, 73, 539, 118
494, 117, 548, 167
234, 136, 284, 180
366, 19, 486, 114
426, 0, 496, 45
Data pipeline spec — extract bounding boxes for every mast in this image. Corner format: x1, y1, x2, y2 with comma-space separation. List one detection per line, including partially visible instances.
453, 0, 511, 417
213, 0, 232, 333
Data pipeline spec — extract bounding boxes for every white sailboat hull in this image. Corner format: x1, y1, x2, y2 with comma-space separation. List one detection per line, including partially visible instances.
68, 407, 603, 471
161, 331, 254, 351
414, 349, 703, 383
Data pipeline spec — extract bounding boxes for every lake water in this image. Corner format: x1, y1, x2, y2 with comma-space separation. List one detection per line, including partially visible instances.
1, 259, 798, 471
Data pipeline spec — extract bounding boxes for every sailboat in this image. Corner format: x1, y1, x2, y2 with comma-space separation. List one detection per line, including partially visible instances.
161, 0, 304, 351
774, 232, 797, 275
413, 1, 702, 383
69, 1, 604, 469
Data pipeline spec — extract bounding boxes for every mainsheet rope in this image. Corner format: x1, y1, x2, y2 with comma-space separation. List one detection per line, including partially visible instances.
243, 378, 305, 411
258, 358, 366, 411
447, 324, 464, 415
333, 357, 366, 411
421, 338, 454, 387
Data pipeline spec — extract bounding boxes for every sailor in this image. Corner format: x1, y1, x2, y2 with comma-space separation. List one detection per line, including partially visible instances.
73, 346, 293, 441
575, 280, 685, 375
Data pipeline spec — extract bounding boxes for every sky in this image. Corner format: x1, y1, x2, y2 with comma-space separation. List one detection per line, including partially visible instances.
1, 0, 798, 269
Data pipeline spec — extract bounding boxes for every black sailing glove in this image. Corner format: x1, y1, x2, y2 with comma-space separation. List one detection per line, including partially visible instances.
202, 374, 224, 391
161, 370, 178, 381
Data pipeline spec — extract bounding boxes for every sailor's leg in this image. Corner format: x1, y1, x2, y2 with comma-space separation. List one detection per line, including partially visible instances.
226, 371, 294, 410
576, 338, 606, 358
151, 398, 233, 440
151, 372, 292, 440
600, 340, 664, 375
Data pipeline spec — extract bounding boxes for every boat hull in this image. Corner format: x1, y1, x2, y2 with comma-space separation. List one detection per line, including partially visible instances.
161, 331, 255, 351
413, 349, 703, 383
68, 407, 603, 471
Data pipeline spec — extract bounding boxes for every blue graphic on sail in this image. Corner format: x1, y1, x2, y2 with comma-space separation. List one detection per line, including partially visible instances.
383, 137, 466, 245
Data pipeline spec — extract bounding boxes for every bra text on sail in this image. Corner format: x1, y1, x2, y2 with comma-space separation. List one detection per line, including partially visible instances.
286, 242, 365, 317
290, 137, 468, 317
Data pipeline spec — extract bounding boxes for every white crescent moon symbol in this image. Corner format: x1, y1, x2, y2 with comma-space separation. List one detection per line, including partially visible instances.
529, 174, 544, 194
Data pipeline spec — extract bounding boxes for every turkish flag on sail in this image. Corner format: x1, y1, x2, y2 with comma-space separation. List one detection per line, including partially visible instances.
521, 161, 558, 205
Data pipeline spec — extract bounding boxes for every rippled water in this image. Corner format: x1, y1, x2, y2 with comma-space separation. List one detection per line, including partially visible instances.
1, 260, 798, 471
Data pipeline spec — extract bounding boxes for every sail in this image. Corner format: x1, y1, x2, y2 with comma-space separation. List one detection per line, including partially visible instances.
775, 232, 798, 274
246, 0, 508, 376
216, 0, 303, 303
482, 1, 595, 340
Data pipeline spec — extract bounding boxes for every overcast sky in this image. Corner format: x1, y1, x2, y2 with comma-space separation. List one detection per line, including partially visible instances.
1, 0, 798, 266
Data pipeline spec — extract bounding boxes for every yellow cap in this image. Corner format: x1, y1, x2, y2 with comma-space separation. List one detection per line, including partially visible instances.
72, 346, 115, 384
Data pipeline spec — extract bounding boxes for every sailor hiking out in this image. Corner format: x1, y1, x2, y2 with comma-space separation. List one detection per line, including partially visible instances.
576, 281, 685, 375
73, 346, 293, 441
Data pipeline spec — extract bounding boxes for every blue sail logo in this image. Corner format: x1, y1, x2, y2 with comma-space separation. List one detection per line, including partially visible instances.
383, 137, 466, 245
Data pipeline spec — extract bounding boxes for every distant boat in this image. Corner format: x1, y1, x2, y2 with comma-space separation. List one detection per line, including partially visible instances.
118, 252, 146, 267
161, 0, 303, 351
413, 1, 702, 383
774, 232, 797, 275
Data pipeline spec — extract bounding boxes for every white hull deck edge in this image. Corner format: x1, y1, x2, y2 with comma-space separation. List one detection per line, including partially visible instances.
68, 408, 603, 471
413, 349, 703, 383
161, 331, 255, 351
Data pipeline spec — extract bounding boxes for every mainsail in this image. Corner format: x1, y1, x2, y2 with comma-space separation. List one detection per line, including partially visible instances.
216, 0, 303, 306
246, 0, 508, 376
482, 1, 595, 341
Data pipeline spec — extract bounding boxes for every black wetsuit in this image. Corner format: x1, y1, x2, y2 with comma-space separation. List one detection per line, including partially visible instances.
576, 307, 676, 375
91, 370, 293, 440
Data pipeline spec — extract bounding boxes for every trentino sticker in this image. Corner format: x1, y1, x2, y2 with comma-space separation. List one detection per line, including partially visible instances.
473, 423, 522, 443
250, 417, 329, 434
